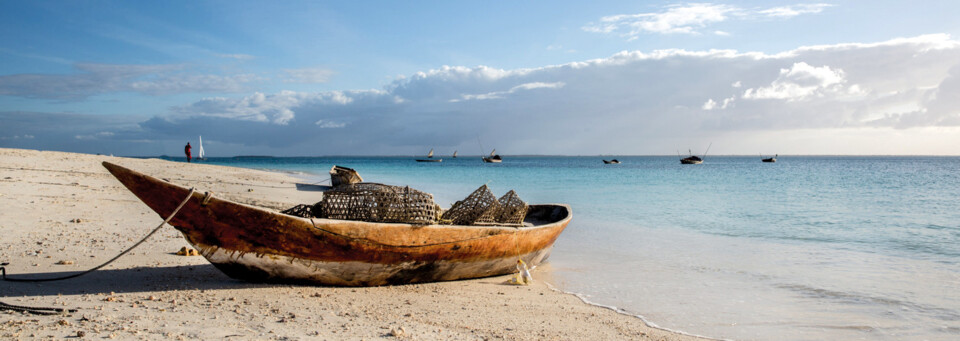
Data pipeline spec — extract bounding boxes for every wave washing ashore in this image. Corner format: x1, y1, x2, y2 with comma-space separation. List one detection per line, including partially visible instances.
196, 155, 960, 340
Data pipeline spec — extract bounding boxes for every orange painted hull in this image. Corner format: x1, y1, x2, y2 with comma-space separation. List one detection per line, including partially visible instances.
103, 162, 571, 286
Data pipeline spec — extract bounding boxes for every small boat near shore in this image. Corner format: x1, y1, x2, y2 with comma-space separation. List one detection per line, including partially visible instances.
102, 162, 571, 286
602, 159, 620, 164
762, 154, 777, 163
329, 165, 363, 186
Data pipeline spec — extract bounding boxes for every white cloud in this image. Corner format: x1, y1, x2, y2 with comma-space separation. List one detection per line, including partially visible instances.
75, 131, 115, 140
702, 98, 718, 110
216, 53, 256, 61
584, 3, 833, 39
0, 134, 35, 140
758, 4, 833, 18
703, 97, 736, 110
584, 4, 734, 37
0, 63, 257, 99
172, 90, 371, 125
742, 62, 854, 101
283, 67, 335, 84
315, 120, 346, 128
454, 81, 566, 102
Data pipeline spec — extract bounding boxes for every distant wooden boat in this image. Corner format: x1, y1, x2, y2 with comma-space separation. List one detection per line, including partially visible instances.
603, 159, 621, 164
762, 154, 777, 163
416, 148, 442, 163
330, 165, 363, 186
102, 162, 571, 286
452, 150, 458, 158
680, 143, 711, 165
482, 149, 502, 163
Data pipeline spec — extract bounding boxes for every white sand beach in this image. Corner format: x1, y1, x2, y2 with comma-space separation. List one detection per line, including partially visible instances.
0, 148, 701, 340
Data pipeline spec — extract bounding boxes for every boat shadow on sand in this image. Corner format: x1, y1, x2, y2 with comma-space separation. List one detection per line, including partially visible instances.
0, 264, 280, 297
1, 263, 527, 298
295, 183, 332, 192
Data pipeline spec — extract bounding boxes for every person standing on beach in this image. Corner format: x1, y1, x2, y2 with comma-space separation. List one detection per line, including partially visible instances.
184, 142, 192, 163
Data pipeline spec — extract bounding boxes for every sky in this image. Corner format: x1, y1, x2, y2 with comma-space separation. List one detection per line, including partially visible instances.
2, 1, 960, 156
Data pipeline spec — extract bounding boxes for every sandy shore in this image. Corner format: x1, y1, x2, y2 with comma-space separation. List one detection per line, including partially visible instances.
0, 148, 701, 340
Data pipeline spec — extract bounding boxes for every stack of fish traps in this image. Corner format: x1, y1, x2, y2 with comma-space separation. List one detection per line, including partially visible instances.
313, 183, 442, 225
440, 185, 528, 227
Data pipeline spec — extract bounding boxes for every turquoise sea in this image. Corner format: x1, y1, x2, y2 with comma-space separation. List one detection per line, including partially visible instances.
186, 155, 960, 340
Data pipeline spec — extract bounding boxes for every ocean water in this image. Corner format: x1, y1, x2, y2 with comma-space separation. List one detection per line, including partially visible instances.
189, 155, 960, 340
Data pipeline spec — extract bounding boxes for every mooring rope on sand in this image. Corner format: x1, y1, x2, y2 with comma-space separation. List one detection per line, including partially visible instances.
0, 188, 196, 315
0, 301, 77, 315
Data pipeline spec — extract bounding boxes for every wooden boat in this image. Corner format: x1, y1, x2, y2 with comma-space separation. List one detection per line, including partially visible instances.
102, 162, 571, 286
416, 148, 442, 162
762, 154, 777, 163
482, 149, 502, 163
452, 150, 458, 158
602, 159, 620, 164
329, 165, 363, 186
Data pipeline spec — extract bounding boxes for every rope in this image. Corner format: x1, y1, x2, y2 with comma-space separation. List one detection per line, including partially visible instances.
0, 188, 196, 315
0, 301, 77, 315
1, 188, 196, 282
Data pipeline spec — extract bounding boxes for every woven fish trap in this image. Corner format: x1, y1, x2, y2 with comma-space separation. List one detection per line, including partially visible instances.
280, 204, 314, 218
314, 183, 441, 224
440, 185, 501, 226
494, 190, 528, 227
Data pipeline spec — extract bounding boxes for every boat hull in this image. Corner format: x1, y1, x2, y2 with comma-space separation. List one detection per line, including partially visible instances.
680, 159, 703, 164
415, 159, 442, 162
103, 162, 571, 286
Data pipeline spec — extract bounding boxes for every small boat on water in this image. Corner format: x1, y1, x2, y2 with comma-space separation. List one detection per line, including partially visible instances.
603, 159, 621, 164
482, 149, 502, 163
329, 165, 363, 186
416, 149, 442, 163
680, 155, 702, 164
102, 162, 571, 286
452, 150, 458, 158
762, 154, 777, 163
680, 143, 711, 165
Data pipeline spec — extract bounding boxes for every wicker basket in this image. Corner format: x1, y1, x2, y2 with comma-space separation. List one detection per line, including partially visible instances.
314, 183, 440, 224
495, 190, 528, 227
441, 185, 502, 226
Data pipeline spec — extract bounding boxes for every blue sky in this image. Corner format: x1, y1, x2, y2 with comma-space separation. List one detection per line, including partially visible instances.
2, 1, 960, 156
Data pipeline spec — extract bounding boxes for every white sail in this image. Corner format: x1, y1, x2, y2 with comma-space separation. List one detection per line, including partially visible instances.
427, 148, 434, 158
198, 136, 205, 159
453, 150, 458, 158
489, 149, 496, 157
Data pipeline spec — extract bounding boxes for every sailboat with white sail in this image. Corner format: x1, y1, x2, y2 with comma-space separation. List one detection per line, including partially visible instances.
416, 148, 442, 162
482, 149, 502, 163
198, 136, 207, 161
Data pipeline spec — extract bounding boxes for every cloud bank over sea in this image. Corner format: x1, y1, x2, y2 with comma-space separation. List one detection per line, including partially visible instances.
3, 35, 960, 155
